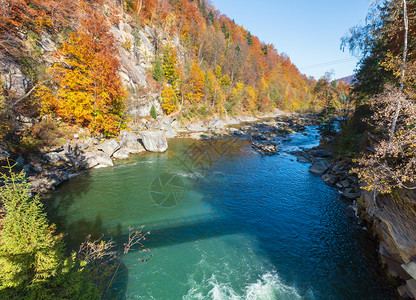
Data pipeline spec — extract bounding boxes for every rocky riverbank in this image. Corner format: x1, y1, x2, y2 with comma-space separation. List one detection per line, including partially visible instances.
291, 147, 361, 200
5, 130, 167, 194
291, 135, 416, 299
0, 111, 318, 194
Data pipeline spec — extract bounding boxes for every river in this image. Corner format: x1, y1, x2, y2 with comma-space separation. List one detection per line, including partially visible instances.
45, 126, 395, 299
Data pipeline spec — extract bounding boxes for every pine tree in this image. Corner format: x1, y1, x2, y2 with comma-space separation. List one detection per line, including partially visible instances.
208, 10, 215, 24
246, 31, 253, 46
262, 44, 268, 56
150, 104, 157, 119
153, 58, 163, 82
221, 21, 227, 37
0, 166, 98, 298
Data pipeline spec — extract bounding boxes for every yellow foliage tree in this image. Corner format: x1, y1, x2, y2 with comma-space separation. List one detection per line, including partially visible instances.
186, 62, 205, 103
161, 84, 178, 115
163, 45, 180, 93
204, 69, 224, 110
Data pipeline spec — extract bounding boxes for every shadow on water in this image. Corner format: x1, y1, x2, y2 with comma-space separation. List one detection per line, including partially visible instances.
44, 172, 120, 247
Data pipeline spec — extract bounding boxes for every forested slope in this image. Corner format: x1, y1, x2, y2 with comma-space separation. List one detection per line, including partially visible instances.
0, 0, 349, 145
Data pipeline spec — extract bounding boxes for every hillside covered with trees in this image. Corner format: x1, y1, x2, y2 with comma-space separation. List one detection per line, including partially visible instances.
0, 0, 355, 297
0, 0, 349, 142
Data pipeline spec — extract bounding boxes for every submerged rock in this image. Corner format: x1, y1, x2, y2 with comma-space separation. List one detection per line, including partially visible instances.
138, 130, 168, 152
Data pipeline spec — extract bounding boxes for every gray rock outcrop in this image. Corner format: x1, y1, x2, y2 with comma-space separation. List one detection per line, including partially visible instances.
309, 158, 330, 175
118, 130, 145, 153
97, 139, 120, 156
94, 151, 114, 167
113, 149, 130, 159
138, 130, 168, 152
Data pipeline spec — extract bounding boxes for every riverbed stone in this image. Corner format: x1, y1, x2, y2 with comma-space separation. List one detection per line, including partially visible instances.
113, 149, 130, 159
309, 149, 332, 158
398, 285, 410, 298
251, 132, 267, 140
342, 188, 361, 199
186, 123, 208, 132
46, 152, 62, 164
118, 130, 145, 153
208, 117, 225, 130
94, 151, 114, 167
340, 179, 350, 188
0, 147, 10, 161
16, 155, 25, 167
309, 159, 330, 175
97, 139, 120, 156
81, 152, 99, 169
322, 173, 338, 185
138, 130, 168, 152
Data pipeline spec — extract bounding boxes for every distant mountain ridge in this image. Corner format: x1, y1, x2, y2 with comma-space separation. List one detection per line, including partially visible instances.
336, 75, 355, 85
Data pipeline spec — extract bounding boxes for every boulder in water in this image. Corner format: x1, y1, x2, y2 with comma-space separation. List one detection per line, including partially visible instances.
309, 159, 330, 175
309, 149, 332, 158
113, 149, 130, 159
138, 130, 168, 152
97, 139, 120, 156
118, 130, 145, 153
94, 151, 114, 167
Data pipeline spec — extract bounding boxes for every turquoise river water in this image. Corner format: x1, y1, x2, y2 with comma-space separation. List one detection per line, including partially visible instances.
45, 126, 395, 299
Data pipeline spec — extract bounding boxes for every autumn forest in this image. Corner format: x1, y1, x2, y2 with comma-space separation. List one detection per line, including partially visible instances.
2, 0, 416, 299
0, 0, 350, 138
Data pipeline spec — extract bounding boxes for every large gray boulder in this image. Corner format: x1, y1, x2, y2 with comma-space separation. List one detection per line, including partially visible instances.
94, 151, 114, 167
113, 149, 130, 159
81, 152, 99, 169
118, 130, 145, 153
138, 131, 168, 152
309, 159, 330, 175
97, 139, 120, 156
309, 149, 332, 158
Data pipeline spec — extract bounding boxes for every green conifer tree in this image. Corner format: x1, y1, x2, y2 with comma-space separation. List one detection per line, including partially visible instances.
247, 31, 253, 46
0, 166, 98, 299
150, 104, 157, 119
153, 58, 164, 83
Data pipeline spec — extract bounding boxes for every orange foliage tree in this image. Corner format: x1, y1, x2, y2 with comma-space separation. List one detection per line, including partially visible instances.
38, 8, 126, 136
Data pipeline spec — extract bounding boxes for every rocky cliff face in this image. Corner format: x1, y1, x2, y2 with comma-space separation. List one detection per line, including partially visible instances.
360, 190, 416, 297
0, 15, 164, 121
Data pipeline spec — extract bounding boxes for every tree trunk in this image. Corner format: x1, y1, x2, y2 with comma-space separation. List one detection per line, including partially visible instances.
390, 0, 408, 141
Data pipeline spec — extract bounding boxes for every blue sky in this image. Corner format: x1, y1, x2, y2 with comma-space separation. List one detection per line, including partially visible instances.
210, 0, 370, 80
